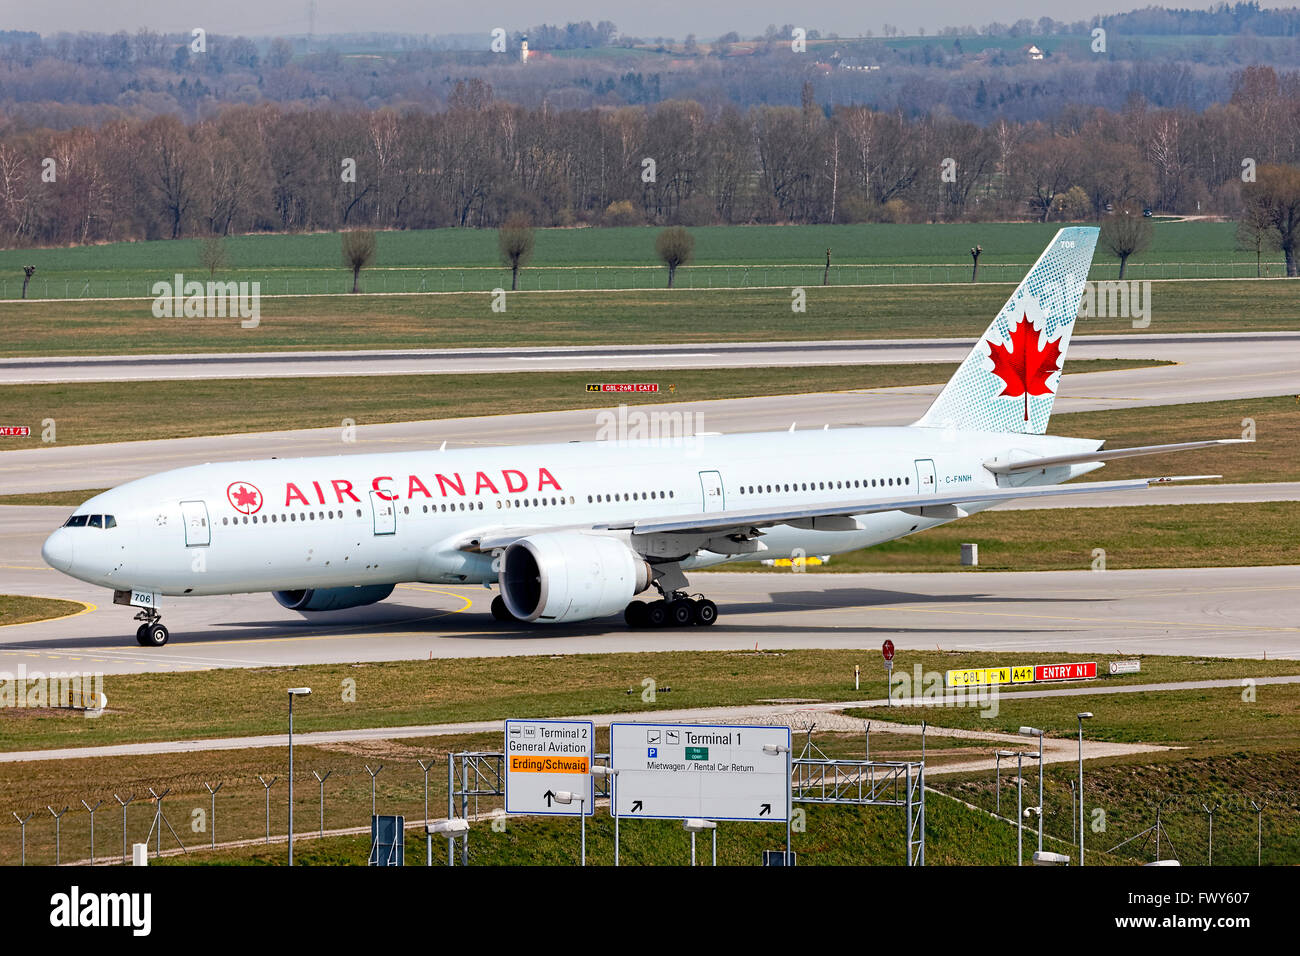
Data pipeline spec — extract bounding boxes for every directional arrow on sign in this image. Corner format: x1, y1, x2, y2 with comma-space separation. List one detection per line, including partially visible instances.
543, 789, 556, 807
631, 800, 643, 813
759, 803, 771, 816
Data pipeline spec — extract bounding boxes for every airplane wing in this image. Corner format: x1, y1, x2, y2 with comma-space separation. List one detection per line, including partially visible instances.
622, 475, 1219, 537
982, 439, 1250, 476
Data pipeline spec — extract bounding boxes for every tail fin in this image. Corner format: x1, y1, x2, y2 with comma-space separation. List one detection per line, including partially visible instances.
915, 226, 1097, 435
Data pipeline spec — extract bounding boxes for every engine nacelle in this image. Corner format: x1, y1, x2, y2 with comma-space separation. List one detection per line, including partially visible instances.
500, 532, 651, 623
273, 584, 396, 612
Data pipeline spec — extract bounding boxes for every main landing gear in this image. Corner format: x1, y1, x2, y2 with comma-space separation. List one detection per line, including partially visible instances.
624, 592, 718, 629
133, 607, 169, 647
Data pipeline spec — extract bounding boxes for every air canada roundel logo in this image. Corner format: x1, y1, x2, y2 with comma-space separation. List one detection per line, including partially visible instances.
226, 481, 263, 515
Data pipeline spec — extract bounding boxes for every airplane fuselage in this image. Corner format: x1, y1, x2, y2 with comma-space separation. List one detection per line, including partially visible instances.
43, 425, 1099, 598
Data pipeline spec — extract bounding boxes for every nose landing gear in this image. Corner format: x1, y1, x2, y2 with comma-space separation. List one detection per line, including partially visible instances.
133, 608, 169, 647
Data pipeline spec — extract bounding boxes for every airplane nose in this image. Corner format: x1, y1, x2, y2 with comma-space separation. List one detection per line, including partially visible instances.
41, 528, 74, 572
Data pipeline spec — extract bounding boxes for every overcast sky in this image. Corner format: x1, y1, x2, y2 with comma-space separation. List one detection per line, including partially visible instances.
4, 1, 1248, 40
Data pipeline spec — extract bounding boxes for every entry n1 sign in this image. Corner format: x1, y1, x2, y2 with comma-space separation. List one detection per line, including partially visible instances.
504, 719, 594, 816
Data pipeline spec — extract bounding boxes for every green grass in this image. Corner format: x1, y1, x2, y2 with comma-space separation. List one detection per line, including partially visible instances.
0, 359, 1160, 448
0, 221, 1286, 301
157, 792, 1082, 866
1, 649, 1292, 755
1052, 395, 1300, 485
732, 501, 1300, 573
0, 489, 109, 506
0, 594, 85, 627
1, 278, 1297, 358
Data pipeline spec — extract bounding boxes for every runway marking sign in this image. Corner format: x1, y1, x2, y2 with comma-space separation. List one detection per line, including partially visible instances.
504, 718, 593, 816
946, 661, 1097, 687
610, 722, 791, 822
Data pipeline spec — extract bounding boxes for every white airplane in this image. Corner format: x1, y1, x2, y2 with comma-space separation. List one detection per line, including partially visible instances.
43, 227, 1244, 646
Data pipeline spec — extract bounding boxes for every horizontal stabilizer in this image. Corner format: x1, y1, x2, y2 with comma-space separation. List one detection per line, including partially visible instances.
983, 439, 1251, 475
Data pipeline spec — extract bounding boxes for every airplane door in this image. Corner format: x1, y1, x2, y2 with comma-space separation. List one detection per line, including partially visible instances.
914, 459, 937, 494
180, 500, 211, 546
699, 470, 725, 513
370, 490, 396, 535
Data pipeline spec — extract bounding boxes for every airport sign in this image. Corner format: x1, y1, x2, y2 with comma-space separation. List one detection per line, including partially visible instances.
1109, 659, 1142, 675
946, 661, 1098, 687
610, 722, 791, 822
504, 719, 594, 816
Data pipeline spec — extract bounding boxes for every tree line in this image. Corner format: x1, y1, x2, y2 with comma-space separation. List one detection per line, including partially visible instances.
1, 67, 1298, 255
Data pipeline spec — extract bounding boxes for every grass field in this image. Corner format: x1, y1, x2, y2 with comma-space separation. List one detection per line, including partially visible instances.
1, 278, 1296, 358
0, 359, 1164, 449
0, 221, 1266, 291
4, 654, 1297, 865
2, 649, 1290, 755
733, 501, 1300, 573
0, 595, 85, 627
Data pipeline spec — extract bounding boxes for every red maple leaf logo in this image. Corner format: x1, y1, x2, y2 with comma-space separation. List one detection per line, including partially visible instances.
986, 313, 1062, 422
226, 481, 263, 514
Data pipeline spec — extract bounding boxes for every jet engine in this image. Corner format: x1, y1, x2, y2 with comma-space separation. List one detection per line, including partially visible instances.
273, 584, 396, 612
499, 532, 652, 623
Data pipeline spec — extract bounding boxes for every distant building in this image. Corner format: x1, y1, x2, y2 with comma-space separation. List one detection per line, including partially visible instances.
1025, 44, 1044, 61
521, 37, 529, 62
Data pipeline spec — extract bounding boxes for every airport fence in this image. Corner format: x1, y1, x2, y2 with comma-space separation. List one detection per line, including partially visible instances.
0, 260, 1284, 301
6, 719, 1299, 866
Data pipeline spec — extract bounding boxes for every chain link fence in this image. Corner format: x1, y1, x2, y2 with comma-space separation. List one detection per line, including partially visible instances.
0, 260, 1283, 301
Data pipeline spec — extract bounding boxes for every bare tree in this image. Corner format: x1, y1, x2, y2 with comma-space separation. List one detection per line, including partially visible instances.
1236, 202, 1274, 277
1242, 163, 1300, 277
498, 214, 535, 291
341, 229, 377, 293
198, 236, 230, 278
655, 226, 694, 288
1100, 209, 1154, 279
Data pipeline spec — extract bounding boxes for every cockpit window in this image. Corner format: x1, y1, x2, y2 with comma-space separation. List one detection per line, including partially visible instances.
63, 514, 115, 528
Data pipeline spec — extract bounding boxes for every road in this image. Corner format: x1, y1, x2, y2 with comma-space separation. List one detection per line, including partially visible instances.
2, 504, 1297, 673
3, 332, 1299, 385
3, 332, 1296, 495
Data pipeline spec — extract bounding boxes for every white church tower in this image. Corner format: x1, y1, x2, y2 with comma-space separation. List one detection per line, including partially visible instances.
520, 36, 529, 62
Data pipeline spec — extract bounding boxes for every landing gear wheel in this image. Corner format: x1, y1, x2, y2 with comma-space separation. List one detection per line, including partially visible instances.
135, 623, 149, 646
692, 599, 718, 627
668, 600, 694, 627
141, 623, 169, 647
490, 595, 517, 622
645, 601, 668, 628
624, 601, 648, 628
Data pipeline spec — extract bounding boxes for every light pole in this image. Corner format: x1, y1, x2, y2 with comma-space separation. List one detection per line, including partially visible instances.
1020, 726, 1045, 852
995, 751, 1007, 816
1250, 800, 1264, 866
552, 791, 586, 865
287, 688, 311, 866
1003, 750, 1038, 866
591, 766, 620, 865
763, 743, 793, 865
426, 818, 468, 866
1077, 712, 1093, 866
684, 819, 717, 865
